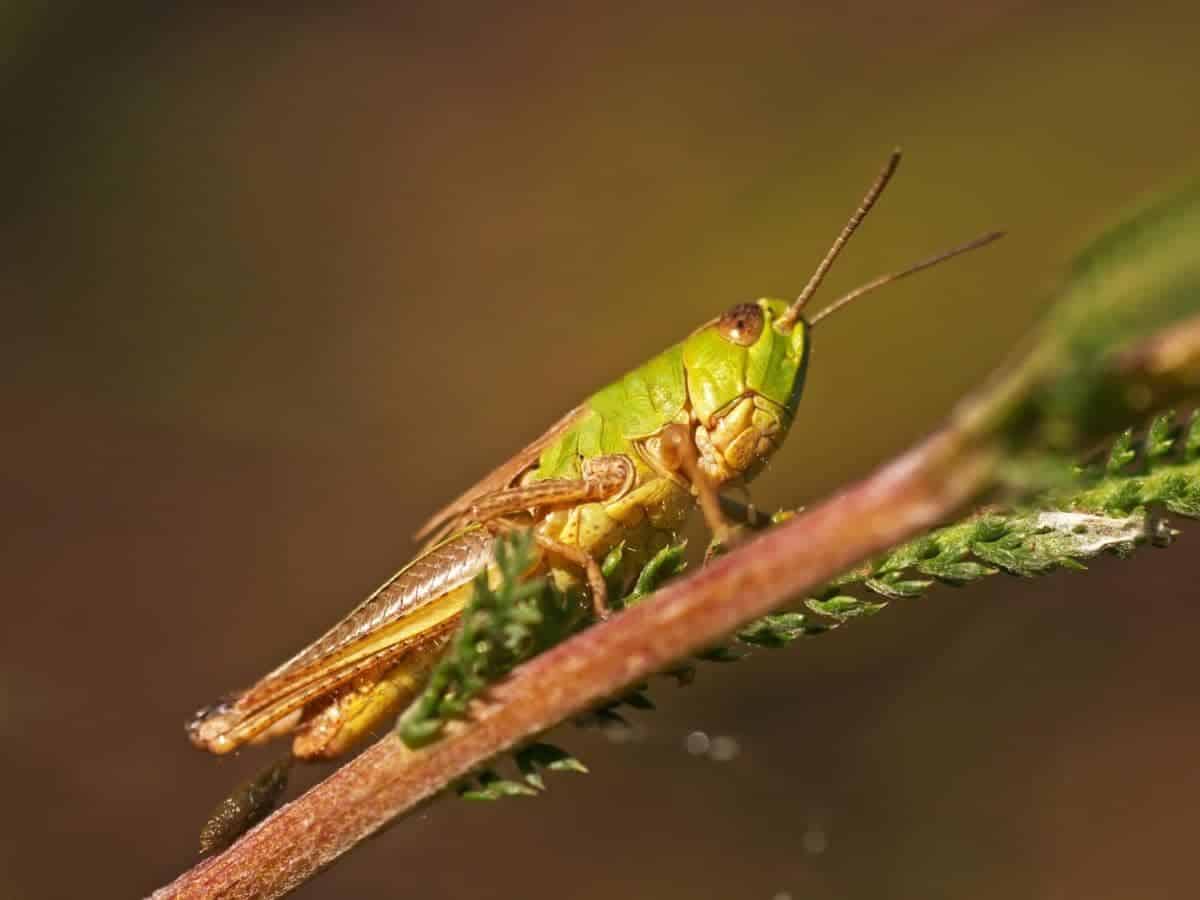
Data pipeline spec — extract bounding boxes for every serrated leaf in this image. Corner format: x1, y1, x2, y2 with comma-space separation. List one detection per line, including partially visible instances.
864, 575, 932, 599
970, 541, 1046, 576
1107, 429, 1137, 473
737, 612, 811, 647
873, 539, 927, 574
575, 706, 629, 730
459, 770, 539, 801
1146, 412, 1178, 462
539, 752, 588, 775
1165, 495, 1200, 516
971, 516, 1012, 543
805, 595, 887, 620
1185, 411, 1200, 460
625, 542, 688, 605
601, 542, 626, 599
918, 559, 995, 583
515, 743, 588, 790
695, 644, 745, 663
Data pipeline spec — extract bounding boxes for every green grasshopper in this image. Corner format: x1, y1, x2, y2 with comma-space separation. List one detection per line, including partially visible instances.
188, 150, 1000, 761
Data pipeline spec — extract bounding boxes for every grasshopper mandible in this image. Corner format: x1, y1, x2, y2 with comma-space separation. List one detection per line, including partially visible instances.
188, 150, 1001, 761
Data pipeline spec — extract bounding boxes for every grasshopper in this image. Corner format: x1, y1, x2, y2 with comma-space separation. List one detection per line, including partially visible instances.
188, 150, 1000, 762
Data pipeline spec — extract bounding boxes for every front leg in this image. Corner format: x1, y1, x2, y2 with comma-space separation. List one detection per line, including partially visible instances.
653, 423, 741, 547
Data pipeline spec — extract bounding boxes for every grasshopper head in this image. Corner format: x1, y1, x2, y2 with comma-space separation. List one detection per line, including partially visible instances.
680, 298, 809, 484
677, 150, 1002, 485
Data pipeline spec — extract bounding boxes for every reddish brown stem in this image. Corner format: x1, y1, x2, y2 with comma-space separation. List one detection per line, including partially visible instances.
151, 420, 996, 900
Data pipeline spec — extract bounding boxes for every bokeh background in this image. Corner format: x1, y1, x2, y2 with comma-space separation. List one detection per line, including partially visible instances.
5, 4, 1200, 898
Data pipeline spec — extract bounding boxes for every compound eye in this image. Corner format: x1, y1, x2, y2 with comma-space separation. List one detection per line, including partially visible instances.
716, 303, 764, 346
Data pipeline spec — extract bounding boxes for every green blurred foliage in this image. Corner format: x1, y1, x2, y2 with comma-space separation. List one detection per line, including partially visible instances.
1034, 179, 1200, 444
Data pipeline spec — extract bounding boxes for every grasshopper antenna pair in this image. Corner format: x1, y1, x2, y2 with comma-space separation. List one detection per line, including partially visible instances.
776, 148, 1004, 331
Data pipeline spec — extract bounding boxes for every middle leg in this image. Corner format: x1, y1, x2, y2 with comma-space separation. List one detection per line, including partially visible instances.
486, 516, 611, 618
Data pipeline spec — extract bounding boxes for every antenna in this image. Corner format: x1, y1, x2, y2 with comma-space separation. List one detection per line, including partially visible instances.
808, 230, 1005, 327
776, 148, 902, 331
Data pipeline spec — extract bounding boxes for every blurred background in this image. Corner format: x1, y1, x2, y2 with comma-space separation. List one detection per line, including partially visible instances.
4, 3, 1200, 898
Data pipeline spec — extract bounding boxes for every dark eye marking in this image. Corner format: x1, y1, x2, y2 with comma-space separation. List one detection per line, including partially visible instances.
716, 303, 764, 347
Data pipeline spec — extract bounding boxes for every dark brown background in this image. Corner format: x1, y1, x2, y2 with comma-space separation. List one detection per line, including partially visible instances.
5, 3, 1200, 898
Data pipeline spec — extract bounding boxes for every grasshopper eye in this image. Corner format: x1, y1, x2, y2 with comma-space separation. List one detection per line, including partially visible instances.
716, 303, 763, 346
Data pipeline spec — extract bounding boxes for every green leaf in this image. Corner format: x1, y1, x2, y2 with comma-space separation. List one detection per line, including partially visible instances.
624, 542, 688, 606
736, 612, 812, 647
970, 541, 1046, 576
805, 595, 887, 621
864, 574, 932, 599
1106, 429, 1137, 473
1022, 178, 1200, 449
970, 516, 1011, 543
1146, 412, 1178, 462
458, 770, 539, 801
601, 542, 626, 599
918, 559, 995, 583
694, 644, 746, 663
1185, 411, 1200, 460
515, 743, 588, 790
